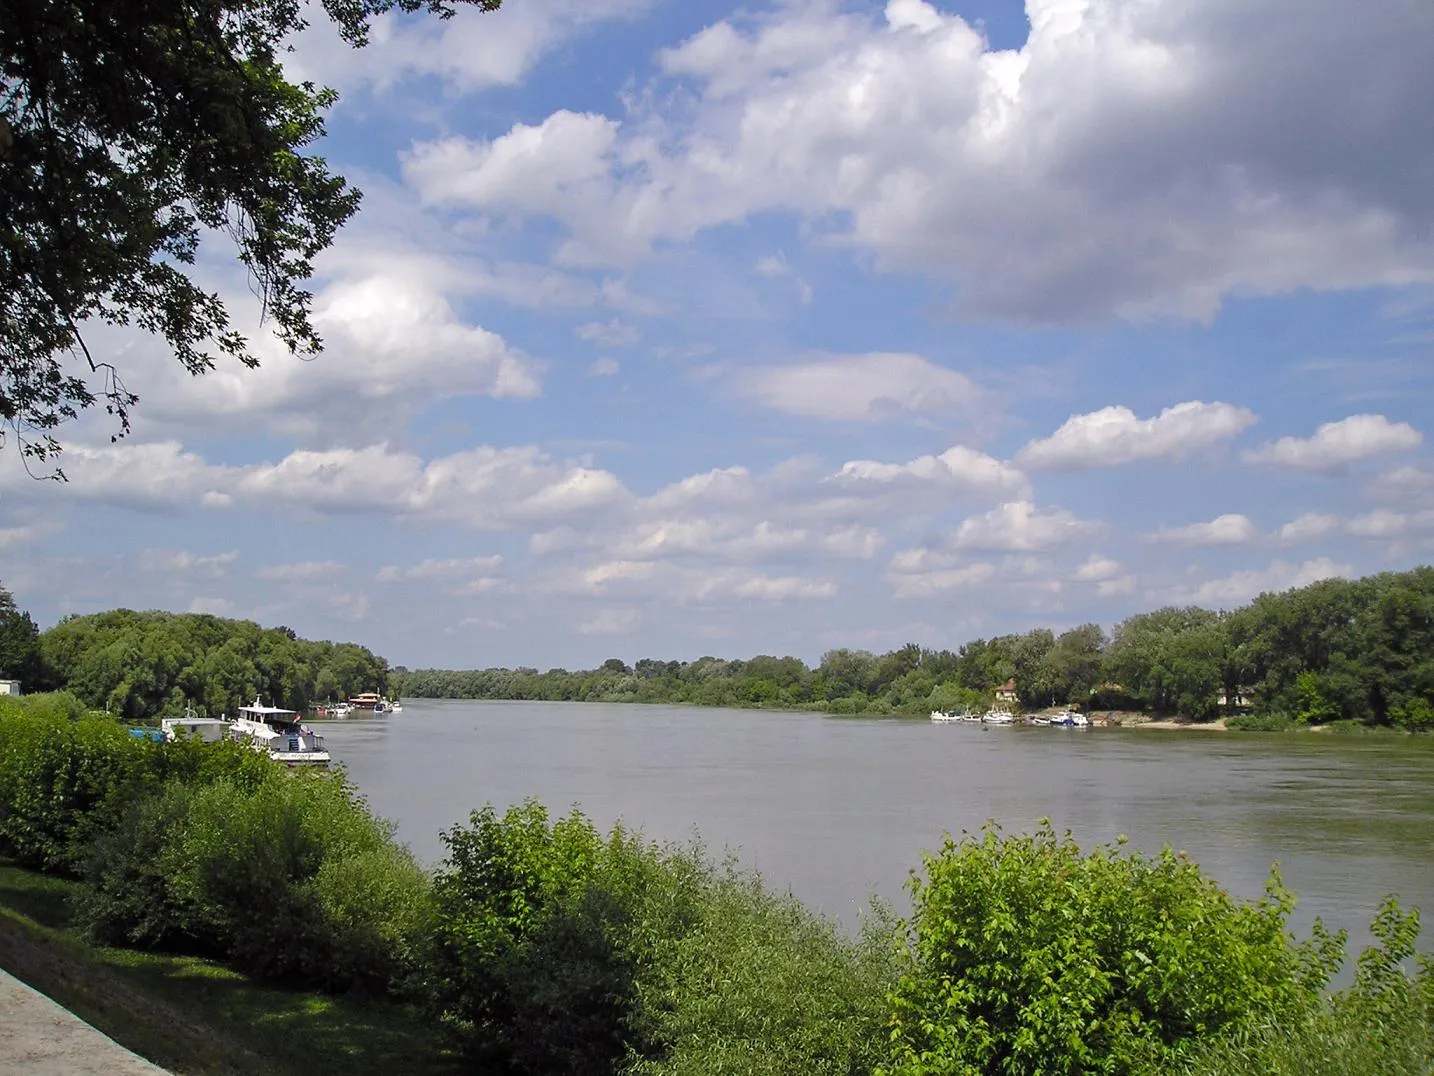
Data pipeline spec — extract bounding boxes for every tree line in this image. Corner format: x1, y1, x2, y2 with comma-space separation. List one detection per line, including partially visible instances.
0, 592, 389, 720
394, 566, 1434, 730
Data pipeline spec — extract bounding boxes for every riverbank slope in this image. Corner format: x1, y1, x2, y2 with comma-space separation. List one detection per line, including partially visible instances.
0, 862, 456, 1076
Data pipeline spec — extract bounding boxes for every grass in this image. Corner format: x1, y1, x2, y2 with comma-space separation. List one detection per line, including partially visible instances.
0, 860, 461, 1076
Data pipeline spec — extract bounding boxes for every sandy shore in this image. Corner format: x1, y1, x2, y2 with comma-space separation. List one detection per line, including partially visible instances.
1090, 712, 1229, 731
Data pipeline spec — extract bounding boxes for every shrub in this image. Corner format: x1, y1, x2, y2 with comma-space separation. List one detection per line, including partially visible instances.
1228, 712, 1301, 732
0, 695, 148, 869
0, 693, 275, 872
78, 767, 430, 993
426, 800, 898, 1075
883, 823, 1321, 1075
630, 867, 898, 1076
1181, 898, 1434, 1075
425, 801, 677, 1072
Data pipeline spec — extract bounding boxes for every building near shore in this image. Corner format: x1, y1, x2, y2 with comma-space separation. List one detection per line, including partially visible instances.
0, 680, 20, 696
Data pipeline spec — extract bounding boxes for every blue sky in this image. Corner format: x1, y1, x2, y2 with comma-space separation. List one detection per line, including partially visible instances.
3, 0, 1433, 669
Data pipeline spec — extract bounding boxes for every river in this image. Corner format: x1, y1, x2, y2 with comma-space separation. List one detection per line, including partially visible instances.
319, 699, 1434, 957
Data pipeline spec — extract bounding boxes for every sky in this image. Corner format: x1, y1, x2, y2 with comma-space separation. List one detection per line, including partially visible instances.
3, 0, 1434, 670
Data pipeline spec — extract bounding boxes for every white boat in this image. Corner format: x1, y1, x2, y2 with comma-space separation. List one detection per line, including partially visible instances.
373, 699, 390, 714
982, 709, 1016, 725
1049, 711, 1091, 728
228, 697, 331, 767
389, 700, 403, 713
329, 701, 354, 718
162, 704, 230, 743
1027, 715, 1051, 726
932, 709, 977, 723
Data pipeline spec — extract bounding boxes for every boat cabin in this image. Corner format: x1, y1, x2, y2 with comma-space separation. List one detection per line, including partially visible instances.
161, 716, 230, 743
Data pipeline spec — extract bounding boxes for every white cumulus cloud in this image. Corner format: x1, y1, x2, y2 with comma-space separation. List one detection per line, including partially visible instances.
1180, 558, 1353, 608
403, 0, 1434, 321
1154, 514, 1259, 546
731, 353, 985, 422
1019, 402, 1257, 470
1244, 414, 1424, 470
953, 500, 1100, 552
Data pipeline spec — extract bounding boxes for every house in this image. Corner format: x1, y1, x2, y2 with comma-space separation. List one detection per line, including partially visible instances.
1217, 687, 1255, 711
0, 680, 21, 696
994, 678, 1018, 704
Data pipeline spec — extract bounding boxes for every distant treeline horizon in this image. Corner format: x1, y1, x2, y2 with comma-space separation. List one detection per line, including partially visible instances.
3, 568, 1431, 729
393, 566, 1434, 729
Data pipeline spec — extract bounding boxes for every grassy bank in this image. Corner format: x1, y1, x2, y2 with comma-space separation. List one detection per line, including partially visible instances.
0, 861, 457, 1076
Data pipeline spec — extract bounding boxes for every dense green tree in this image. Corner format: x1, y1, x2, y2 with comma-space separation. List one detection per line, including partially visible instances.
1040, 623, 1107, 705
0, 0, 501, 466
0, 581, 43, 685
38, 609, 386, 717
390, 567, 1434, 730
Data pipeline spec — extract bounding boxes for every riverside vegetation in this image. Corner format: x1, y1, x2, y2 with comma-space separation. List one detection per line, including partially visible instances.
392, 567, 1434, 732
3, 569, 1432, 732
1, 690, 1431, 1074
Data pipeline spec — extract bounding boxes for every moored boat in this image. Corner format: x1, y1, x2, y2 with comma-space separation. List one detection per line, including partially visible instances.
229, 697, 330, 767
933, 709, 981, 723
162, 704, 230, 743
982, 709, 1016, 725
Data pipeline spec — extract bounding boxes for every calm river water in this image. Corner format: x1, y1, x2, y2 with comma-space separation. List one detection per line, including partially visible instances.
319, 699, 1433, 954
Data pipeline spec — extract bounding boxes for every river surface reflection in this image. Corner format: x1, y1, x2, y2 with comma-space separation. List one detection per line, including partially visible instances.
320, 699, 1433, 953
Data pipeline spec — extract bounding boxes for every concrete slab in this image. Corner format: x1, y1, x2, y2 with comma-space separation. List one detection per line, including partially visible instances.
0, 967, 171, 1075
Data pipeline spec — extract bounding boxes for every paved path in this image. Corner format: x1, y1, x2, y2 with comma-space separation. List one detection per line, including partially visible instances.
0, 967, 171, 1074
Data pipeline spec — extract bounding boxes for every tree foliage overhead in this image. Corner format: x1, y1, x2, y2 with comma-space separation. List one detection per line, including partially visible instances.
0, 0, 499, 468
395, 566, 1434, 729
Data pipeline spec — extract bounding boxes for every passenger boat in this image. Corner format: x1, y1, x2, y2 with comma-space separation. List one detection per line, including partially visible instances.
348, 692, 383, 711
229, 697, 331, 767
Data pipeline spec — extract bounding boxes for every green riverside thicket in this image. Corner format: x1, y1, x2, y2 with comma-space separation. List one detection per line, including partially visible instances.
0, 692, 1430, 1074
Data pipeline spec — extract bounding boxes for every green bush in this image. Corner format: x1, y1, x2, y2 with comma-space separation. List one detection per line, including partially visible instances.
883, 823, 1321, 1075
1228, 712, 1301, 732
0, 693, 274, 872
78, 768, 430, 993
0, 694, 148, 869
426, 800, 898, 1075
1181, 897, 1434, 1075
425, 801, 680, 1071
630, 867, 898, 1076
